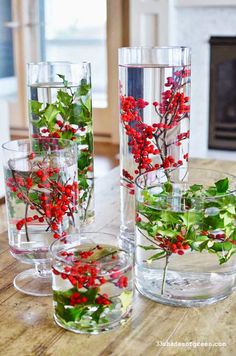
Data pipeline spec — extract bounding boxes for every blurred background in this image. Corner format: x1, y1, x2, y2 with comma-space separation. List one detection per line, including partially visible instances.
1, 0, 236, 200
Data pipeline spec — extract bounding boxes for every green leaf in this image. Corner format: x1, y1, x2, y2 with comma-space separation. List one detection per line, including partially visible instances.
198, 240, 209, 252
189, 184, 203, 193
84, 96, 92, 112
78, 151, 92, 171
57, 90, 72, 106
138, 244, 159, 251
215, 177, 229, 193
119, 290, 133, 313
203, 214, 224, 230
226, 205, 235, 214
180, 211, 202, 227
160, 210, 181, 225
57, 74, 68, 87
76, 79, 91, 96
220, 212, 234, 226
91, 305, 105, 323
205, 187, 217, 196
210, 241, 233, 252
44, 104, 60, 123
80, 288, 97, 303
219, 248, 236, 264
28, 192, 40, 204
147, 251, 166, 262
29, 100, 43, 114
163, 181, 173, 193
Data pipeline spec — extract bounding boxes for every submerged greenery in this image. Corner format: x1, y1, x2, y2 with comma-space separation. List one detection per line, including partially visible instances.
137, 177, 236, 265
29, 74, 94, 223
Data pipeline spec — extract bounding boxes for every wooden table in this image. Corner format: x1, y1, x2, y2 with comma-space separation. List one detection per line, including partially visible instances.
1, 159, 236, 356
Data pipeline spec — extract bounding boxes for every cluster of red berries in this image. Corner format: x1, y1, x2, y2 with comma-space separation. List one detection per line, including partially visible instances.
95, 294, 111, 305
33, 119, 82, 141
202, 230, 225, 240
155, 234, 189, 255
70, 292, 88, 306
52, 247, 129, 307
7, 156, 78, 237
174, 68, 191, 78
120, 68, 190, 186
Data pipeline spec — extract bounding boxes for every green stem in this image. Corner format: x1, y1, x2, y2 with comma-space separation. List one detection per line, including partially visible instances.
24, 203, 30, 242
83, 184, 93, 222
161, 253, 170, 295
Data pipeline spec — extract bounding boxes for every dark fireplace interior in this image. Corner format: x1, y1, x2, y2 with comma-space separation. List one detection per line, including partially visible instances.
209, 36, 236, 150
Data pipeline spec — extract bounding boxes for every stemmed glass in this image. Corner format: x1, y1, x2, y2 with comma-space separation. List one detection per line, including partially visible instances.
2, 138, 79, 296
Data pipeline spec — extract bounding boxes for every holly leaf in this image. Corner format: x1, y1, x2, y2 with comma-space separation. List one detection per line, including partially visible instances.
219, 248, 236, 264
163, 181, 173, 193
138, 244, 159, 251
75, 79, 91, 96
119, 290, 133, 313
57, 90, 72, 106
91, 305, 105, 324
215, 177, 229, 193
28, 192, 40, 204
147, 251, 166, 262
78, 151, 92, 171
189, 184, 203, 193
57, 74, 68, 87
29, 100, 43, 114
198, 240, 209, 252
44, 104, 60, 123
205, 187, 217, 196
180, 211, 201, 228
84, 287, 99, 303
210, 241, 233, 252
160, 211, 180, 225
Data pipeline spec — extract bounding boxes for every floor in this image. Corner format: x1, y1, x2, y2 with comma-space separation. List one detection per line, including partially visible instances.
94, 142, 119, 178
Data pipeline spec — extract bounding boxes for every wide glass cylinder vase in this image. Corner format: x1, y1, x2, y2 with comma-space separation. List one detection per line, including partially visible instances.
51, 232, 133, 333
135, 168, 236, 307
2, 138, 79, 296
27, 61, 94, 225
119, 47, 191, 249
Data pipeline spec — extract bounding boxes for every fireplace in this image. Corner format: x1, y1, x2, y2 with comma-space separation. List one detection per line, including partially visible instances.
209, 36, 236, 150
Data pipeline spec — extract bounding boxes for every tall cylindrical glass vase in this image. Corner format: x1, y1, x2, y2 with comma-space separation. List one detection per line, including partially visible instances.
119, 47, 191, 248
27, 61, 94, 225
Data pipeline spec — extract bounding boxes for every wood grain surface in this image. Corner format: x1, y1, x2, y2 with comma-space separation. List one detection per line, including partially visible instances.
0, 159, 236, 356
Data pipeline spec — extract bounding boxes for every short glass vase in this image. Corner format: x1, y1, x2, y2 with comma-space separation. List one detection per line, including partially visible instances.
135, 168, 236, 307
51, 232, 133, 333
2, 138, 79, 296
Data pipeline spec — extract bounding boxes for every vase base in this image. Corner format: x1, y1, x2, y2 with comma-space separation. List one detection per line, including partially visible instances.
13, 269, 52, 297
135, 266, 236, 307
53, 307, 132, 334
136, 283, 231, 307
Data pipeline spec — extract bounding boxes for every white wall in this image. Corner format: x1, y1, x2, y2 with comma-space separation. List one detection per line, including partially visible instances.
172, 5, 236, 160
129, 0, 236, 160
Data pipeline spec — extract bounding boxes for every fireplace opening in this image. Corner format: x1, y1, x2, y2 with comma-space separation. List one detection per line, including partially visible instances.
209, 36, 236, 150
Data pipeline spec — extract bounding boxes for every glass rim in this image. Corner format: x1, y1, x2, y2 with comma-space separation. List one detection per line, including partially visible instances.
50, 232, 132, 270
27, 60, 91, 67
2, 138, 77, 154
135, 167, 236, 198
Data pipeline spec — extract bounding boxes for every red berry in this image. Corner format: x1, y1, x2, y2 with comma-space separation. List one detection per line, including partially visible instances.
36, 170, 44, 178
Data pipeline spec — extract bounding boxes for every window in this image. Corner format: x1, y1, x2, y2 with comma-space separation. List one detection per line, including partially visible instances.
41, 0, 107, 107
0, 0, 14, 79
